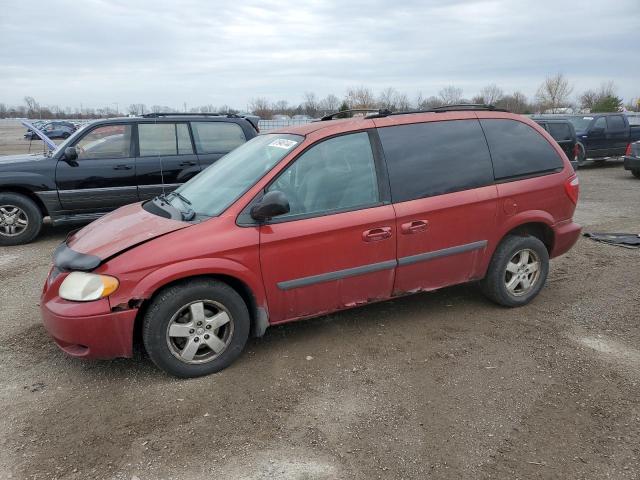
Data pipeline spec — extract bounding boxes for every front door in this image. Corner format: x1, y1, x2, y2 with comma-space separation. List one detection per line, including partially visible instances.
258, 131, 397, 323
587, 116, 608, 157
56, 124, 137, 211
135, 122, 201, 200
605, 115, 629, 156
374, 118, 498, 293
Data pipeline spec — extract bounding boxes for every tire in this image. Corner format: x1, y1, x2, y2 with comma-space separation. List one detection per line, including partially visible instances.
631, 169, 640, 179
0, 192, 43, 246
142, 279, 250, 378
62, 132, 70, 139
480, 235, 549, 307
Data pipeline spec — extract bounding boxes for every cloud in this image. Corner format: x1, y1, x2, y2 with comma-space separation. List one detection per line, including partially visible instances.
0, 0, 638, 109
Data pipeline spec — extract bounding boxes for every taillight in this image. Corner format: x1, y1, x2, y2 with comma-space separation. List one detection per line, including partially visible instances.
625, 143, 632, 156
573, 143, 580, 159
564, 175, 579, 205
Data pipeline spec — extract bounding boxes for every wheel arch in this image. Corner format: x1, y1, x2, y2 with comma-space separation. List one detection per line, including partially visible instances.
131, 272, 269, 353
0, 186, 49, 217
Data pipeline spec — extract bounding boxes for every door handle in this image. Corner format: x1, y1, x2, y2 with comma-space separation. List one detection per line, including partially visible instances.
362, 227, 392, 242
113, 164, 132, 170
401, 220, 428, 234
180, 161, 197, 167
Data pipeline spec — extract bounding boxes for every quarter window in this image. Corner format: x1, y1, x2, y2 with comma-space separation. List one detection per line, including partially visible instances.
480, 119, 563, 180
267, 132, 379, 218
191, 122, 246, 154
379, 119, 494, 203
138, 123, 194, 156
547, 123, 572, 141
75, 125, 132, 160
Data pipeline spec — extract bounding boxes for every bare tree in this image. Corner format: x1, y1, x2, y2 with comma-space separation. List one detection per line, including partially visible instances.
477, 84, 504, 105
249, 98, 272, 119
0, 103, 7, 118
302, 92, 318, 117
418, 95, 442, 109
318, 94, 340, 114
128, 104, 146, 115
535, 73, 573, 113
579, 81, 618, 112
438, 86, 463, 105
24, 96, 40, 117
496, 91, 530, 113
346, 86, 376, 109
378, 87, 399, 110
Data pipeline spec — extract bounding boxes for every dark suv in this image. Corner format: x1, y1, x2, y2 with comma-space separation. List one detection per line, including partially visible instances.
0, 113, 258, 245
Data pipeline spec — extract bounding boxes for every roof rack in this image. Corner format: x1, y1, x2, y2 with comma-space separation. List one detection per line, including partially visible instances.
319, 104, 509, 122
141, 112, 242, 118
366, 104, 509, 118
319, 109, 392, 121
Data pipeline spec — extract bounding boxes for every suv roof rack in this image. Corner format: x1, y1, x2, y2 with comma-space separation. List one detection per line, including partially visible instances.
141, 112, 240, 118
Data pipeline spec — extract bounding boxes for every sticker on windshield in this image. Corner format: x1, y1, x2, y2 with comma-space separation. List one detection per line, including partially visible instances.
269, 138, 298, 149
583, 117, 593, 120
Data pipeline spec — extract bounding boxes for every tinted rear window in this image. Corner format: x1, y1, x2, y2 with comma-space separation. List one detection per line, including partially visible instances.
480, 119, 563, 180
378, 119, 494, 203
191, 122, 246, 154
606, 115, 626, 131
547, 123, 572, 141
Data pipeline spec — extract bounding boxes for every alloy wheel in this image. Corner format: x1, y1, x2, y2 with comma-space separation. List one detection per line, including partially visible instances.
504, 248, 541, 297
165, 300, 234, 364
0, 205, 28, 237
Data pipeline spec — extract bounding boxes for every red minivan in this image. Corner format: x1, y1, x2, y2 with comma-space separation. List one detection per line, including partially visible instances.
41, 106, 581, 377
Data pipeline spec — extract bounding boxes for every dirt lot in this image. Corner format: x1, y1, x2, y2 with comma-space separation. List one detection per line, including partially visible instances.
0, 120, 639, 479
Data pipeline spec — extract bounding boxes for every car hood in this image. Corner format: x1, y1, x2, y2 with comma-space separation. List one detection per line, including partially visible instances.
0, 153, 47, 165
62, 203, 190, 265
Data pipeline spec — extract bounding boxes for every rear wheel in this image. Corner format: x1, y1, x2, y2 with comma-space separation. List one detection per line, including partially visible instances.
480, 235, 549, 307
142, 279, 250, 378
575, 144, 587, 168
0, 192, 43, 246
631, 169, 640, 179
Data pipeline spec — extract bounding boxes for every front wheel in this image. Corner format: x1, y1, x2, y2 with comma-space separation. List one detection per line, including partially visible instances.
480, 235, 549, 307
142, 279, 250, 378
0, 192, 43, 246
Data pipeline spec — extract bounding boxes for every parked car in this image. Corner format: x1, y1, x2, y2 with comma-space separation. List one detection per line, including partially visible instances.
40, 105, 581, 378
564, 113, 640, 166
533, 117, 578, 169
623, 141, 640, 178
0, 113, 258, 245
24, 120, 76, 140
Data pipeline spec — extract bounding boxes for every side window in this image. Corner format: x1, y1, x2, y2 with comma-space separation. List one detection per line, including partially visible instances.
480, 119, 564, 180
379, 119, 494, 203
75, 125, 132, 160
138, 123, 193, 156
267, 132, 379, 218
547, 123, 572, 141
191, 122, 246, 154
606, 115, 625, 131
592, 116, 607, 132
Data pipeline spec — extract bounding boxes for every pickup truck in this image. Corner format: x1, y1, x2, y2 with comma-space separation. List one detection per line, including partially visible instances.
565, 113, 640, 167
0, 113, 258, 245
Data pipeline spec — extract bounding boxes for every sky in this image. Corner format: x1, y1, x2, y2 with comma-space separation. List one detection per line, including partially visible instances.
1, 0, 639, 111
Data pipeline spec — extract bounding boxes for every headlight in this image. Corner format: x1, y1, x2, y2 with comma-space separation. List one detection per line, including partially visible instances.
59, 272, 119, 302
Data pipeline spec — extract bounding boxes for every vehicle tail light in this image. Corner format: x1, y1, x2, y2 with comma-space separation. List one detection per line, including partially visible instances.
573, 143, 580, 160
564, 175, 579, 205
625, 143, 632, 156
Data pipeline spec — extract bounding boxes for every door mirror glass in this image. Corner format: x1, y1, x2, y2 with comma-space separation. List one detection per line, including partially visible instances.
250, 190, 290, 222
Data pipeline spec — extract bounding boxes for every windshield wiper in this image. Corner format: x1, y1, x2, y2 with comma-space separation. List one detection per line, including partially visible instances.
169, 191, 192, 206
165, 192, 195, 221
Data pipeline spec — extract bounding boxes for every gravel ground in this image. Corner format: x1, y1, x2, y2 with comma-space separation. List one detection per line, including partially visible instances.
0, 120, 639, 479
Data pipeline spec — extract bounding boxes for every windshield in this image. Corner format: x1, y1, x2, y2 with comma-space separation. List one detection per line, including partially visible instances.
167, 133, 303, 217
566, 116, 593, 132
51, 123, 90, 156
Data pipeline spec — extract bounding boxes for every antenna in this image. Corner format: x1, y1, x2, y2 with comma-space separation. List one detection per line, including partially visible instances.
155, 116, 166, 196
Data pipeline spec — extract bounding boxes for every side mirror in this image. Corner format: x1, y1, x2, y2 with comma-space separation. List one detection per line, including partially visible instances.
250, 190, 290, 222
64, 147, 78, 162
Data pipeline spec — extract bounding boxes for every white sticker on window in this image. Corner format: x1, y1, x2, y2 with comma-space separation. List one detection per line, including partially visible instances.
583, 117, 593, 120
269, 139, 298, 149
